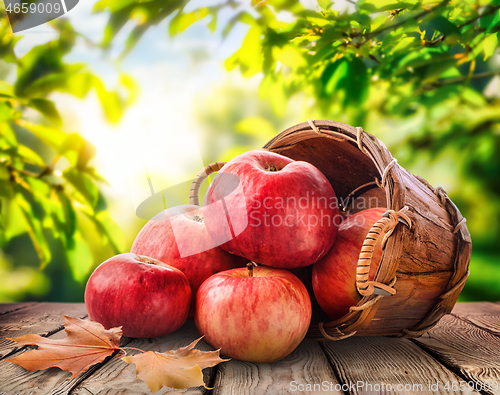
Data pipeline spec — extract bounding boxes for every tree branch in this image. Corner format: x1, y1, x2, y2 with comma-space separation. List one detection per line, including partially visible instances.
364, 0, 451, 42
458, 4, 500, 29
424, 70, 500, 89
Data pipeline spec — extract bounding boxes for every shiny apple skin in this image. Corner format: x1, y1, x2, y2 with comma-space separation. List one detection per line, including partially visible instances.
312, 207, 386, 321
84, 253, 191, 338
203, 150, 339, 269
131, 205, 246, 318
195, 266, 312, 363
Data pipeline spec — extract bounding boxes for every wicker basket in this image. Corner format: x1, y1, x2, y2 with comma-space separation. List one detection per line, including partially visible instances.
258, 119, 471, 340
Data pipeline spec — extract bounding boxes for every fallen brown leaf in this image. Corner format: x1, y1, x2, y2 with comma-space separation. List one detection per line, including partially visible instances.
7, 315, 122, 378
122, 337, 228, 392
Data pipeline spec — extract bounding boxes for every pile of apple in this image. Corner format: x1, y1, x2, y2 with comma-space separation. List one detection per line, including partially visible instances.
84, 150, 385, 363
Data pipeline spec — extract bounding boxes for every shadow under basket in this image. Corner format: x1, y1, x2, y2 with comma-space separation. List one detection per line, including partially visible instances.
262, 120, 472, 341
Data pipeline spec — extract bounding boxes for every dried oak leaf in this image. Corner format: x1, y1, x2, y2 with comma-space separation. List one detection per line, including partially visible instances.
7, 315, 122, 378
122, 337, 228, 392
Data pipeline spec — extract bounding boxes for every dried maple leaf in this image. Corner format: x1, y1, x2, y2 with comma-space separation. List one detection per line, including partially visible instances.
122, 337, 228, 392
7, 315, 122, 378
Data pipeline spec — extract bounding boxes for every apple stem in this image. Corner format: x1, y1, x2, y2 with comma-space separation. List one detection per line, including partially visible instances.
246, 262, 254, 277
265, 162, 279, 172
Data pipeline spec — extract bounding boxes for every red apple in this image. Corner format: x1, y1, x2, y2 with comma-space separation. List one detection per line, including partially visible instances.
195, 266, 312, 363
312, 207, 386, 321
130, 205, 245, 318
203, 150, 340, 269
84, 253, 191, 338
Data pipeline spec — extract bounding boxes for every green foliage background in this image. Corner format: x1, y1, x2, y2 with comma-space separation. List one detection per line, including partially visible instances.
1, 0, 500, 302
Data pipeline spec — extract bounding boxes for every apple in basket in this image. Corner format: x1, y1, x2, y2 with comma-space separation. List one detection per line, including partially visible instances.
203, 150, 340, 269
85, 253, 191, 338
195, 265, 312, 362
312, 207, 386, 321
130, 205, 246, 318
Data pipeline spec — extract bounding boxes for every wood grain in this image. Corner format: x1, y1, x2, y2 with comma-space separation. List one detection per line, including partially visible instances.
71, 321, 215, 395
0, 303, 88, 359
355, 271, 453, 336
0, 303, 36, 316
212, 339, 342, 395
412, 314, 500, 395
2, 302, 497, 395
322, 336, 479, 395
451, 302, 500, 336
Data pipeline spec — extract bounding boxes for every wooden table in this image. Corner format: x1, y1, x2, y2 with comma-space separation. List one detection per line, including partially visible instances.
0, 302, 499, 395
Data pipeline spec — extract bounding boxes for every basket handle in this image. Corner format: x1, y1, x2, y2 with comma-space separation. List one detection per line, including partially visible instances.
356, 210, 412, 297
189, 162, 227, 206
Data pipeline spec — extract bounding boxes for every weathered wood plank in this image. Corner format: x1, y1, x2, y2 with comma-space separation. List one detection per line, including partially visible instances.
452, 302, 500, 317
412, 314, 500, 395
0, 303, 87, 358
71, 321, 215, 395
212, 339, 341, 395
322, 336, 479, 395
451, 302, 500, 336
0, 303, 88, 359
0, 303, 37, 316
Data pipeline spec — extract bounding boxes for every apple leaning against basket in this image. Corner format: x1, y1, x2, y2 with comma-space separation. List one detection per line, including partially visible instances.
312, 207, 386, 320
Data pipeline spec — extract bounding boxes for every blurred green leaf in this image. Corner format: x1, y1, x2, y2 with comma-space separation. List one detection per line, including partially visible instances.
318, 0, 333, 10
15, 188, 52, 268
273, 45, 307, 68
321, 59, 349, 97
119, 73, 140, 106
93, 211, 126, 253
63, 168, 99, 208
54, 189, 76, 240
0, 103, 13, 123
14, 46, 64, 97
0, 123, 18, 148
461, 87, 486, 107
169, 8, 210, 37
17, 120, 66, 150
426, 16, 460, 38
28, 98, 62, 126
65, 72, 94, 99
93, 77, 123, 123
59, 133, 84, 166
483, 33, 498, 59
207, 13, 217, 33
225, 27, 263, 77
20, 65, 84, 98
480, 7, 500, 30
0, 81, 14, 98
1, 198, 26, 243
66, 231, 93, 282
17, 145, 45, 167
